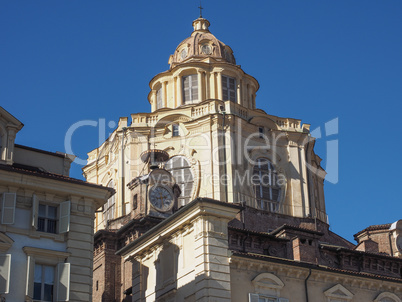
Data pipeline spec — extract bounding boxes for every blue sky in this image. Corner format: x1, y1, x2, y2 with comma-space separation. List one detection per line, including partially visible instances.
1, 0, 401, 242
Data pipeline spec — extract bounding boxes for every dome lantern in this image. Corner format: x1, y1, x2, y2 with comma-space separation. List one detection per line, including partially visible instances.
168, 17, 236, 68
192, 18, 210, 33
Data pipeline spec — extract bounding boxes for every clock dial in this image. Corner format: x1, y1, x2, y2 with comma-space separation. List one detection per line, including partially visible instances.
149, 185, 174, 212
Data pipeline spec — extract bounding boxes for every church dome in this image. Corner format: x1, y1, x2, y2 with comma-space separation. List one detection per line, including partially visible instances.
168, 17, 236, 68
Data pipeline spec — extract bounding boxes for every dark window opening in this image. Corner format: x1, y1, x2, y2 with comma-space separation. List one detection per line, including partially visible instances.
38, 204, 57, 234
172, 124, 180, 137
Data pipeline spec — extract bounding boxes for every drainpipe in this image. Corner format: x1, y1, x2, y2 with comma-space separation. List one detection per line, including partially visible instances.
305, 268, 311, 302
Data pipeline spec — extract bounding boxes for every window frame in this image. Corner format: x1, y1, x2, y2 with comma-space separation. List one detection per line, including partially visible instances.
23, 246, 70, 302
172, 124, 180, 137
222, 75, 237, 102
182, 74, 198, 104
164, 156, 194, 207
253, 158, 282, 212
103, 180, 116, 224
37, 204, 58, 234
32, 195, 70, 235
249, 294, 288, 302
33, 263, 55, 302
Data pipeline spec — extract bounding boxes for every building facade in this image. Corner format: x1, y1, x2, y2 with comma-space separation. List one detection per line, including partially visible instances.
84, 17, 402, 302
0, 106, 113, 301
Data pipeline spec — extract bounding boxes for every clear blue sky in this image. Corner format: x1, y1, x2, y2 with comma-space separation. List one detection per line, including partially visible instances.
1, 0, 401, 242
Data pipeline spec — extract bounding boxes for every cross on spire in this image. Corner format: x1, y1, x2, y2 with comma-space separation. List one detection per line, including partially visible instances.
198, 0, 203, 18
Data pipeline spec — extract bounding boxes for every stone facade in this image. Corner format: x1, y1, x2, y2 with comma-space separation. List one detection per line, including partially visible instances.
0, 106, 113, 301
84, 16, 402, 302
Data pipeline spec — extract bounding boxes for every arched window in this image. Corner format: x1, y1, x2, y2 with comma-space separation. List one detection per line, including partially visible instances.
165, 156, 193, 207
183, 74, 198, 104
253, 158, 281, 212
103, 180, 115, 224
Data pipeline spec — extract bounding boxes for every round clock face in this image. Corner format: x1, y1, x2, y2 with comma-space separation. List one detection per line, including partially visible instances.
180, 48, 187, 60
397, 235, 402, 252
201, 44, 212, 55
149, 185, 174, 212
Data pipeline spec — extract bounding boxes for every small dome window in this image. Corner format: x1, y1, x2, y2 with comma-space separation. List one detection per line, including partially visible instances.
201, 44, 212, 55
180, 48, 188, 60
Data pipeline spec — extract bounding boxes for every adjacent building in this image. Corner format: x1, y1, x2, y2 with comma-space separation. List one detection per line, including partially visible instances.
84, 16, 402, 302
0, 106, 113, 301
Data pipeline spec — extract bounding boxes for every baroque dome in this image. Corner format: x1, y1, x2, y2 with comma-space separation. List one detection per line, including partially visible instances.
168, 17, 236, 68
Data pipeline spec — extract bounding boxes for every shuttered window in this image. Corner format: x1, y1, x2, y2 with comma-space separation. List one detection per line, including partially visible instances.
26, 256, 70, 301
32, 198, 70, 234
183, 74, 198, 104
222, 75, 236, 102
253, 158, 281, 212
103, 180, 116, 224
34, 264, 54, 301
1, 193, 16, 225
156, 88, 163, 109
165, 156, 193, 207
37, 204, 57, 233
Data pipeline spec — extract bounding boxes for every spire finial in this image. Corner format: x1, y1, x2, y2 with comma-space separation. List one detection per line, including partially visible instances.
198, 0, 203, 18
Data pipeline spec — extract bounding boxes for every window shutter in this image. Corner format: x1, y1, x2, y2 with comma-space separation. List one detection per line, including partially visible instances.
59, 201, 71, 234
0, 254, 11, 294
156, 88, 162, 109
56, 263, 70, 301
183, 76, 190, 104
26, 255, 35, 298
249, 293, 259, 302
32, 194, 39, 229
191, 75, 198, 101
2, 193, 16, 225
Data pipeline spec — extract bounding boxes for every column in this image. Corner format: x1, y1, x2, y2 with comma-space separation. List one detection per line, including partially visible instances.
236, 77, 241, 105
162, 81, 167, 108
177, 76, 183, 106
217, 71, 223, 100
205, 71, 210, 99
197, 70, 203, 102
